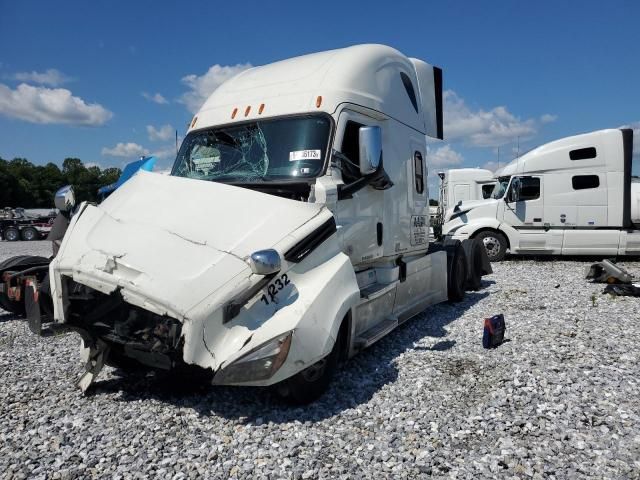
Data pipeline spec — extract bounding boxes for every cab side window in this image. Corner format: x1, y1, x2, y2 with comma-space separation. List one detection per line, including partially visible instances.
481, 184, 494, 199
572, 175, 599, 190
519, 177, 540, 201
414, 151, 424, 194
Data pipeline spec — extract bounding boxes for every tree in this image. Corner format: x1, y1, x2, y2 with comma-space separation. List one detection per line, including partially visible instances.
0, 157, 122, 208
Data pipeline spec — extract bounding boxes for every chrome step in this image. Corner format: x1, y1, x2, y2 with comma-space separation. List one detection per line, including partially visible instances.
355, 317, 398, 349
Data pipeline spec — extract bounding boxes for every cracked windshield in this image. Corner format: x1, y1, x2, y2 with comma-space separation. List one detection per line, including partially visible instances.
172, 115, 331, 182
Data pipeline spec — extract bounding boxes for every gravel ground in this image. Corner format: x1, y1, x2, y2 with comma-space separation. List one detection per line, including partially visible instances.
1, 241, 639, 479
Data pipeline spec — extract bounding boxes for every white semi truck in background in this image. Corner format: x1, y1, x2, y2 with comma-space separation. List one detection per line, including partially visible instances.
443, 128, 639, 261
438, 168, 496, 208
29, 44, 490, 403
431, 168, 496, 237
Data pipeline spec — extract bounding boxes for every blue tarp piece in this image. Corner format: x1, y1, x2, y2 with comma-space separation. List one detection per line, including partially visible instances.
97, 157, 157, 197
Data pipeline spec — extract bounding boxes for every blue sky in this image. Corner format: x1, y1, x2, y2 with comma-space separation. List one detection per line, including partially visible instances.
1, 0, 638, 184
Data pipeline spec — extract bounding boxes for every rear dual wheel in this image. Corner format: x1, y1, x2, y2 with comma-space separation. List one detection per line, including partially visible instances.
464, 238, 485, 291
447, 244, 468, 302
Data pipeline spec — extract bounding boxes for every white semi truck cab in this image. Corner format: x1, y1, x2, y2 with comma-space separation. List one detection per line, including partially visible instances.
443, 128, 640, 261
432, 168, 496, 237
35, 45, 490, 403
438, 168, 496, 209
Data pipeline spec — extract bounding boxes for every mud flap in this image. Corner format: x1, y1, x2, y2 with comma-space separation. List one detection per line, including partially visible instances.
77, 340, 110, 394
25, 279, 42, 335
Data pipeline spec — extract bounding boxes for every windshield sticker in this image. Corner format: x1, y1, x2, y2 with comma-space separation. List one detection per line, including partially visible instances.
289, 149, 321, 161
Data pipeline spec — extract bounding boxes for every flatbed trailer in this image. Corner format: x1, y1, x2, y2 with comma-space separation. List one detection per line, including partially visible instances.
0, 211, 55, 241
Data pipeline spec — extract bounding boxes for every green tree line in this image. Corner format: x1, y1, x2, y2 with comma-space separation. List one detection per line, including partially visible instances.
0, 157, 121, 208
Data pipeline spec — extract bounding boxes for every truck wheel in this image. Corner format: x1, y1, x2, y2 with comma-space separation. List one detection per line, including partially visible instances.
476, 231, 507, 262
462, 238, 484, 291
281, 337, 340, 405
4, 227, 19, 242
447, 245, 468, 302
21, 227, 38, 241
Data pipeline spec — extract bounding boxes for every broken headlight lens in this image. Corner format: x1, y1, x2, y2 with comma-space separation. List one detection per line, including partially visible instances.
215, 331, 292, 384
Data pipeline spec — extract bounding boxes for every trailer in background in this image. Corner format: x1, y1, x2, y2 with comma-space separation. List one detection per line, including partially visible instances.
0, 208, 56, 241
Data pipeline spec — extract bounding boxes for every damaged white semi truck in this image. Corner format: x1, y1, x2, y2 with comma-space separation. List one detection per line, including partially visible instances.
29, 45, 489, 403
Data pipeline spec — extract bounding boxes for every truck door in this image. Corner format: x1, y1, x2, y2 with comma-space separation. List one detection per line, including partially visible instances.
334, 110, 385, 265
499, 176, 551, 253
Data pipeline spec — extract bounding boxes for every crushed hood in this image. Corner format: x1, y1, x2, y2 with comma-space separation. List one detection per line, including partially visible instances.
54, 171, 329, 319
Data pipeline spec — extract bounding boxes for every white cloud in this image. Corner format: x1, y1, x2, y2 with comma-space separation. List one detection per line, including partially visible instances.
142, 92, 168, 104
427, 144, 464, 167
101, 141, 176, 161
14, 68, 71, 86
540, 114, 557, 124
146, 124, 174, 142
150, 145, 177, 159
0, 83, 112, 126
444, 90, 548, 148
180, 63, 252, 113
101, 142, 149, 158
482, 160, 500, 172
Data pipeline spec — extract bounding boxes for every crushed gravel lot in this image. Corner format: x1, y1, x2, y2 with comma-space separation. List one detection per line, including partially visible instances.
1, 241, 639, 479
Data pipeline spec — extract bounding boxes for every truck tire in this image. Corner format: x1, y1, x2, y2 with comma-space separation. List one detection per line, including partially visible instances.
462, 238, 484, 291
281, 335, 340, 405
447, 244, 468, 302
21, 227, 38, 241
476, 230, 507, 262
4, 227, 19, 242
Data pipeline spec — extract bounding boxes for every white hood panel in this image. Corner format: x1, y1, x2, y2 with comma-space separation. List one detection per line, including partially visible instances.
54, 171, 327, 318
98, 170, 325, 258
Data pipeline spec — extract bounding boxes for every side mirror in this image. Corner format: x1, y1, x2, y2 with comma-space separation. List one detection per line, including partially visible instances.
359, 126, 382, 175
54, 185, 76, 212
249, 249, 281, 275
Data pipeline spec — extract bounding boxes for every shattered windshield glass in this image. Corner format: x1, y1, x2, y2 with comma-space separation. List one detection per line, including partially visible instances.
491, 176, 511, 199
171, 115, 331, 182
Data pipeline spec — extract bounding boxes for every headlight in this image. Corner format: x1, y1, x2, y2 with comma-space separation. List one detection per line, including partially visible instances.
214, 331, 292, 384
